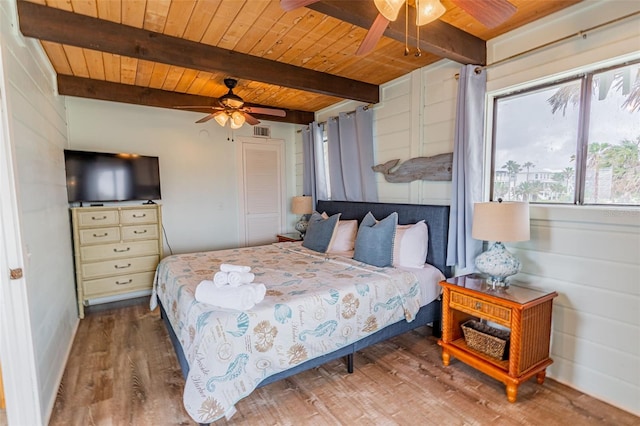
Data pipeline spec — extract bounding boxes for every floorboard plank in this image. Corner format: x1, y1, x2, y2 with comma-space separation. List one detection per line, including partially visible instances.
49, 298, 639, 425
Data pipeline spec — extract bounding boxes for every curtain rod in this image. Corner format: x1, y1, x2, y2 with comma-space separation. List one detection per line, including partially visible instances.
295, 103, 375, 133
454, 10, 640, 80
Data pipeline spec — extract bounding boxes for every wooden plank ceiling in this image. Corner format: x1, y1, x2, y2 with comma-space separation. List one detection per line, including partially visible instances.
18, 0, 582, 125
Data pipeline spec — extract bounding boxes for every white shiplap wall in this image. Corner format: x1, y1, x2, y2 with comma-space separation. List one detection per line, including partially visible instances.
0, 1, 77, 423
421, 61, 459, 205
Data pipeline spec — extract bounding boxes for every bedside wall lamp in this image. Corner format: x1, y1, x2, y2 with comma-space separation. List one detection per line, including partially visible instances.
291, 196, 313, 237
472, 199, 530, 288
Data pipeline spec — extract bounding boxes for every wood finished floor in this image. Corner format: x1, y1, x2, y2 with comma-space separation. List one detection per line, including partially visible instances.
49, 298, 639, 425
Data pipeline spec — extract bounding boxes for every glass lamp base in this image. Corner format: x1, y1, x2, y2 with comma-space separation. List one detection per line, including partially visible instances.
294, 217, 308, 237
475, 242, 521, 289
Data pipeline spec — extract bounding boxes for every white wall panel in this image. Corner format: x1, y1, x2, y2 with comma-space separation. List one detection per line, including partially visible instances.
0, 1, 77, 423
552, 305, 639, 355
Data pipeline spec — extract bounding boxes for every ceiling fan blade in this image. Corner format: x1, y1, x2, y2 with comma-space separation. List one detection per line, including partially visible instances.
195, 113, 218, 124
243, 112, 260, 126
356, 14, 390, 56
450, 0, 517, 29
174, 105, 224, 111
246, 106, 287, 117
280, 0, 319, 12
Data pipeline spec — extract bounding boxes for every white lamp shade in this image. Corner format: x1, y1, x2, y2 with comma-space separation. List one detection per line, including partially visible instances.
416, 0, 446, 26
230, 111, 245, 129
374, 0, 405, 21
472, 201, 530, 242
291, 196, 313, 215
213, 112, 229, 126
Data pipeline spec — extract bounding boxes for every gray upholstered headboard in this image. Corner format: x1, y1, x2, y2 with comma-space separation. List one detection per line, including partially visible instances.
316, 200, 452, 278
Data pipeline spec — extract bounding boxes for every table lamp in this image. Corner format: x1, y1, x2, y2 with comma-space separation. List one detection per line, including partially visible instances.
472, 199, 530, 288
291, 196, 313, 237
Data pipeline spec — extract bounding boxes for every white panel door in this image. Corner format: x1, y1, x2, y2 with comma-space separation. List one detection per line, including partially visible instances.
237, 138, 285, 246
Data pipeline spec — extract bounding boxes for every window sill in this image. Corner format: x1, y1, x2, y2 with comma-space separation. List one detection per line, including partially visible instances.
529, 204, 640, 226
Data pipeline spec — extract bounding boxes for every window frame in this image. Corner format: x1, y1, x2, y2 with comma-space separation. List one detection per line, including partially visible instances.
488, 59, 640, 207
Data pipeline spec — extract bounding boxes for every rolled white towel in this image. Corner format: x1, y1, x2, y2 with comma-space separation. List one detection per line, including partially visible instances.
213, 271, 229, 287
249, 283, 266, 304
227, 271, 255, 287
195, 280, 258, 311
220, 263, 251, 273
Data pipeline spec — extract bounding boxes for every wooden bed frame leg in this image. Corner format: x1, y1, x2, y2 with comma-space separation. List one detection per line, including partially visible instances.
346, 353, 354, 373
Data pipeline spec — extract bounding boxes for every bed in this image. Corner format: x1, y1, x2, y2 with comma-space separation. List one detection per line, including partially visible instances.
152, 200, 451, 424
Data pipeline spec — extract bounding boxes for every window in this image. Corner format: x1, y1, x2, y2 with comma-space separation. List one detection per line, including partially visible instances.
491, 61, 640, 206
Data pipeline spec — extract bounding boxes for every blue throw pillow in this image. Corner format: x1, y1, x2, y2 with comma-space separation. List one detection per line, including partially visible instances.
302, 212, 341, 253
353, 212, 398, 267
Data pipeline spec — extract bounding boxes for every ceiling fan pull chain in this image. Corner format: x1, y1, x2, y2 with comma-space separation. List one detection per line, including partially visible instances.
404, 2, 409, 56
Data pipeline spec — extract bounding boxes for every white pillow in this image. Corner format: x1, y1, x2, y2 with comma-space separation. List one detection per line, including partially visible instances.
328, 220, 358, 253
393, 221, 428, 268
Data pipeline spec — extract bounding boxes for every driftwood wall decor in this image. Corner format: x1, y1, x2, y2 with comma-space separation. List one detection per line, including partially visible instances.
372, 153, 454, 183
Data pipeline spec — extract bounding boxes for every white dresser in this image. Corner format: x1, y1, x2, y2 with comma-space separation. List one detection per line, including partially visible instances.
71, 204, 163, 318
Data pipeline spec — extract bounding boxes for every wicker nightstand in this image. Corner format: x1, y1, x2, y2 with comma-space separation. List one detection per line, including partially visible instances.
277, 232, 302, 242
438, 274, 557, 402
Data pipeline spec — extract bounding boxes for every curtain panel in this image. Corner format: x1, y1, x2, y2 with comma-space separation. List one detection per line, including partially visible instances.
326, 105, 378, 202
302, 121, 327, 206
446, 65, 486, 272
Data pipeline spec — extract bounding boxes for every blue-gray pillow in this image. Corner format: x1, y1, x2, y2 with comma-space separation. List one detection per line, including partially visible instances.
353, 212, 398, 267
302, 212, 341, 253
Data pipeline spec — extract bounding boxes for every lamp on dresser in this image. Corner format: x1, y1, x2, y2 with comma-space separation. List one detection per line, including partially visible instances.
472, 199, 530, 289
291, 196, 313, 238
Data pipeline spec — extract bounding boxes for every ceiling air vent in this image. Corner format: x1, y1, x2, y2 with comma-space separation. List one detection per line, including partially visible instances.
253, 125, 271, 138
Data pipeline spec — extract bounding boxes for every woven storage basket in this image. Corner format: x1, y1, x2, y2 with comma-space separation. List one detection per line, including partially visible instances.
461, 320, 510, 360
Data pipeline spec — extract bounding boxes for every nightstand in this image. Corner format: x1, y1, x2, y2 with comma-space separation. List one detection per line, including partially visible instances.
277, 232, 302, 242
438, 274, 557, 402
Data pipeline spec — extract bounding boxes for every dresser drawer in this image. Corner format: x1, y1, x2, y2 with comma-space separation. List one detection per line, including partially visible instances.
83, 271, 155, 298
81, 255, 159, 279
80, 240, 159, 262
120, 208, 157, 224
76, 210, 119, 227
78, 226, 121, 245
450, 291, 511, 327
121, 224, 158, 241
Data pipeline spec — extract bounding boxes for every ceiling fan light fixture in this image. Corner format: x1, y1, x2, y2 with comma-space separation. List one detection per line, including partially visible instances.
374, 0, 405, 21
416, 0, 446, 26
214, 112, 229, 127
230, 111, 245, 129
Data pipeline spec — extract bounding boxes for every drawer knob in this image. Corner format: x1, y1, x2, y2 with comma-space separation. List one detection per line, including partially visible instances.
116, 279, 133, 285
93, 233, 108, 238
92, 216, 107, 220
113, 247, 131, 253
475, 302, 482, 309
114, 263, 131, 269
133, 214, 146, 218
134, 230, 148, 234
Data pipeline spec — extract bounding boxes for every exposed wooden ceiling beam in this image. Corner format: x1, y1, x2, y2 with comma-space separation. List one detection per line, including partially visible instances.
17, 1, 379, 104
309, 1, 486, 65
56, 75, 315, 125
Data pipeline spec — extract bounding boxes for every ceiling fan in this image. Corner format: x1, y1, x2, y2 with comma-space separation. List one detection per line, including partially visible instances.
180, 78, 286, 128
280, 0, 517, 56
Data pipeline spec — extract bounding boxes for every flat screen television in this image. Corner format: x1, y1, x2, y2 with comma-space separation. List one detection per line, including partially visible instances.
64, 150, 161, 203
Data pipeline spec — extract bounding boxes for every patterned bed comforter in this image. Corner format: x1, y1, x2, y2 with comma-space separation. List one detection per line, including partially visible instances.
151, 242, 423, 423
